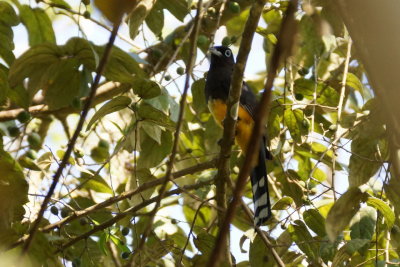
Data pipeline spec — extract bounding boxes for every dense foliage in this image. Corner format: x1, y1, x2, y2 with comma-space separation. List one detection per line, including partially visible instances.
0, 0, 398, 266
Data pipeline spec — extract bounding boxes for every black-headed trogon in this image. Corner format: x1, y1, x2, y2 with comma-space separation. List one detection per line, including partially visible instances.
205, 46, 272, 226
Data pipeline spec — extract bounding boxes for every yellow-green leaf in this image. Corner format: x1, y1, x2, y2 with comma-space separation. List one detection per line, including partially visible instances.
86, 96, 131, 131
326, 187, 366, 241
366, 197, 395, 229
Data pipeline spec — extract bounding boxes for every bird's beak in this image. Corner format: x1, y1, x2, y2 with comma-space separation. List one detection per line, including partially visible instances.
209, 47, 223, 57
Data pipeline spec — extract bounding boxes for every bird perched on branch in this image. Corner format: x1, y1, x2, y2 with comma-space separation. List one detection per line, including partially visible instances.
205, 46, 272, 226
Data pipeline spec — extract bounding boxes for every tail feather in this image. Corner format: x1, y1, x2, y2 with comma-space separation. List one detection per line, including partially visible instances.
251, 140, 271, 226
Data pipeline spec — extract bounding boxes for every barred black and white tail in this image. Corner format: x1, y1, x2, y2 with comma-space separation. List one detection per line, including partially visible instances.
251, 140, 271, 226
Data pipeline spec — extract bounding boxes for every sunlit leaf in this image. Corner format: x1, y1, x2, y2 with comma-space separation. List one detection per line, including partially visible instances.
0, 1, 19, 65
137, 102, 175, 129
326, 187, 367, 241
191, 78, 207, 114
249, 233, 276, 267
0, 150, 28, 230
145, 2, 164, 36
288, 220, 318, 260
366, 197, 395, 229
193, 232, 215, 256
79, 172, 113, 194
86, 96, 131, 131
19, 5, 56, 46
158, 0, 188, 22
138, 129, 172, 168
131, 78, 161, 99
94, 0, 137, 23
304, 209, 326, 237
272, 196, 293, 210
348, 136, 382, 187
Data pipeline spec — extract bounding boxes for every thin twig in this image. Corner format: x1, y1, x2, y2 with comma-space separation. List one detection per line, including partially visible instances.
21, 19, 123, 254
207, 1, 298, 266
331, 37, 352, 201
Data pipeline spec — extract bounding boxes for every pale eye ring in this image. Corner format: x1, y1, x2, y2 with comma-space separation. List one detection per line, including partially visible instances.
224, 50, 232, 57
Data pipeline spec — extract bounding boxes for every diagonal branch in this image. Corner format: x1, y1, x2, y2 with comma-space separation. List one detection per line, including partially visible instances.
209, 0, 269, 265
207, 0, 298, 266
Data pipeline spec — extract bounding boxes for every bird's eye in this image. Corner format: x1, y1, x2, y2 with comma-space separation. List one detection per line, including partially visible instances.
224, 50, 232, 57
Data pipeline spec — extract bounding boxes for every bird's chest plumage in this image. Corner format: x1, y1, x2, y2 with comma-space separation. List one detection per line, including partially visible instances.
205, 69, 255, 154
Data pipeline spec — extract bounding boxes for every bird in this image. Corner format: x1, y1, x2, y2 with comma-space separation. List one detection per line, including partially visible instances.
205, 45, 272, 226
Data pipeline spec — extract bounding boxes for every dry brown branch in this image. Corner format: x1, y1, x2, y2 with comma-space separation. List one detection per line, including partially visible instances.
207, 0, 298, 266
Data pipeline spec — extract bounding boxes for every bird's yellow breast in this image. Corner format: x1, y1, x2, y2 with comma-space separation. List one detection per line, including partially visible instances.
208, 99, 254, 154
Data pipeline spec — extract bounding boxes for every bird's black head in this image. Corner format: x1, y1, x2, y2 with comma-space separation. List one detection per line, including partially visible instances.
209, 46, 235, 68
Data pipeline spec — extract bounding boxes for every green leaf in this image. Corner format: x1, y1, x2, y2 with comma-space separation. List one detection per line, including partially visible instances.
299, 15, 325, 56
86, 96, 131, 131
331, 243, 351, 267
348, 136, 381, 187
278, 172, 304, 207
0, 149, 28, 230
79, 172, 113, 194
137, 102, 175, 129
0, 1, 20, 65
64, 38, 97, 70
287, 220, 318, 260
9, 38, 96, 107
0, 2, 20, 26
366, 197, 395, 229
346, 73, 363, 94
303, 209, 327, 237
0, 2, 19, 65
129, 168, 157, 203
294, 78, 339, 108
319, 236, 338, 263
97, 45, 145, 84
138, 129, 172, 168
272, 196, 293, 210
19, 6, 56, 46
350, 207, 376, 242
43, 59, 81, 109
326, 187, 366, 241
193, 232, 215, 256
145, 3, 164, 36
0, 66, 9, 104
158, 0, 188, 21
140, 121, 162, 144
7, 84, 29, 109
249, 233, 275, 267
296, 142, 342, 171
262, 9, 282, 35
191, 78, 207, 114
284, 109, 305, 143
169, 226, 193, 251
226, 8, 250, 37
131, 78, 161, 99
345, 238, 370, 255
48, 0, 71, 9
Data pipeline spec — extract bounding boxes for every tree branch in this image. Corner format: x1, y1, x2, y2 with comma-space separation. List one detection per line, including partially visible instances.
207, 0, 298, 266
208, 0, 268, 265
0, 82, 130, 122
